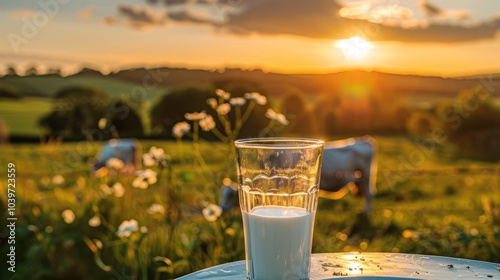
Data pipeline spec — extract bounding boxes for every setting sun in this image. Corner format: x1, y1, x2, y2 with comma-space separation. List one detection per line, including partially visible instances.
335, 36, 373, 60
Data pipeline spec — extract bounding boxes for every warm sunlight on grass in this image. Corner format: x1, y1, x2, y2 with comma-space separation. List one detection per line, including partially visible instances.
335, 36, 373, 60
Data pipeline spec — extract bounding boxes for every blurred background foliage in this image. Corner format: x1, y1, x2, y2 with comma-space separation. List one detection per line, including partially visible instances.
0, 69, 500, 279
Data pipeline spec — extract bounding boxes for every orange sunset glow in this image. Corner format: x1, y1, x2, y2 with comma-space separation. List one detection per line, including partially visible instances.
1, 1, 500, 279
1, 0, 500, 76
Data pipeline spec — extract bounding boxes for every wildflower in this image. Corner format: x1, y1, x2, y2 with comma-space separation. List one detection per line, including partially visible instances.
62, 209, 75, 224
112, 182, 125, 197
27, 225, 39, 232
147, 203, 165, 215
229, 97, 246, 106
106, 157, 124, 170
94, 167, 109, 178
199, 115, 216, 131
215, 89, 231, 100
32, 207, 41, 217
140, 226, 148, 234
217, 103, 231, 115
52, 175, 65, 185
45, 226, 53, 233
100, 183, 113, 195
225, 227, 236, 236
132, 169, 157, 189
98, 118, 108, 129
185, 111, 207, 121
172, 121, 191, 138
116, 219, 138, 238
245, 92, 267, 105
88, 216, 101, 227
143, 153, 155, 167
93, 239, 103, 249
206, 98, 217, 109
202, 204, 222, 222
265, 108, 289, 125
143, 146, 169, 167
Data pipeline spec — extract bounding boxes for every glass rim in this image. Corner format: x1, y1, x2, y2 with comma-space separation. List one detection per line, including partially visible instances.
234, 137, 324, 149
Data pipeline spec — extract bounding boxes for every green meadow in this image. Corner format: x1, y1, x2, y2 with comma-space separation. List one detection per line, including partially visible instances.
0, 98, 52, 135
0, 136, 498, 279
1, 72, 499, 279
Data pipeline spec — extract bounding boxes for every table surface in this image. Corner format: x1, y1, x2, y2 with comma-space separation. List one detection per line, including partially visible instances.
177, 252, 500, 279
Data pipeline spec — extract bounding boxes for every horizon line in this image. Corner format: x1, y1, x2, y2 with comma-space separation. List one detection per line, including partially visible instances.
2, 62, 500, 80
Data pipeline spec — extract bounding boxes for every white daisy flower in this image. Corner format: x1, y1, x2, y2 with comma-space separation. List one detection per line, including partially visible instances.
199, 115, 216, 131
116, 219, 138, 238
215, 89, 231, 100
105, 157, 125, 170
229, 97, 246, 106
147, 203, 165, 215
112, 182, 125, 197
265, 108, 289, 125
172, 121, 191, 138
143, 146, 169, 167
185, 111, 207, 121
62, 209, 75, 224
206, 98, 218, 109
132, 169, 157, 189
52, 175, 65, 185
217, 103, 231, 115
202, 204, 223, 222
88, 216, 101, 227
244, 92, 267, 105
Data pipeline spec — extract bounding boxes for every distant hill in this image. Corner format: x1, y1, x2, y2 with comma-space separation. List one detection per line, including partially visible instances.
0, 73, 164, 100
1, 67, 499, 101
102, 67, 500, 100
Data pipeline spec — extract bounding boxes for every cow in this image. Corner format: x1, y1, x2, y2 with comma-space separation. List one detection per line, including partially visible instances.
221, 136, 378, 215
319, 136, 378, 215
92, 138, 142, 175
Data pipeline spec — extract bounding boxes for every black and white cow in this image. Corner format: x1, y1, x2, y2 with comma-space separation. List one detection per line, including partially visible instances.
221, 136, 378, 215
92, 138, 141, 175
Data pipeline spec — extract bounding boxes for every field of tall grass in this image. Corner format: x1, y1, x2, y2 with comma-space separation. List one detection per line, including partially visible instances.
0, 135, 499, 279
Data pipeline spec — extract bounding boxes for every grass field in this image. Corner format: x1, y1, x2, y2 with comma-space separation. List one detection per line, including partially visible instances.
0, 136, 499, 279
0, 96, 157, 136
0, 98, 52, 135
0, 75, 166, 99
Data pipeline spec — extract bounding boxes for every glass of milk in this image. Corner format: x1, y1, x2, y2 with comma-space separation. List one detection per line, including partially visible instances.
235, 138, 324, 280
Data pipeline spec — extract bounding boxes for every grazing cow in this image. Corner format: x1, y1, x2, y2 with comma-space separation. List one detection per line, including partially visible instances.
319, 136, 378, 215
92, 138, 141, 175
222, 136, 378, 214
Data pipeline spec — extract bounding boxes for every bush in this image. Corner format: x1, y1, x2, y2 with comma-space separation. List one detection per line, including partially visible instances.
39, 86, 110, 139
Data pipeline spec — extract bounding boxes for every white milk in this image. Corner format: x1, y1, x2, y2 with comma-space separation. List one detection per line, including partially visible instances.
242, 206, 315, 280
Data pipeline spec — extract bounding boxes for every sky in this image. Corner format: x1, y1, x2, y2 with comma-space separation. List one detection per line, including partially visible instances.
1, 0, 500, 76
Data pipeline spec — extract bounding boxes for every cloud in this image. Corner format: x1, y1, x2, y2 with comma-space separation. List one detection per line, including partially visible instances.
206, 0, 349, 38
116, 3, 167, 29
167, 11, 213, 24
419, 0, 442, 17
220, 0, 499, 42
146, 0, 195, 5
374, 18, 500, 42
123, 0, 500, 42
419, 0, 470, 20
339, 1, 424, 28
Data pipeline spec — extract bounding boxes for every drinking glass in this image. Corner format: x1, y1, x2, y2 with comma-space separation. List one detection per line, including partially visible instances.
235, 138, 324, 280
